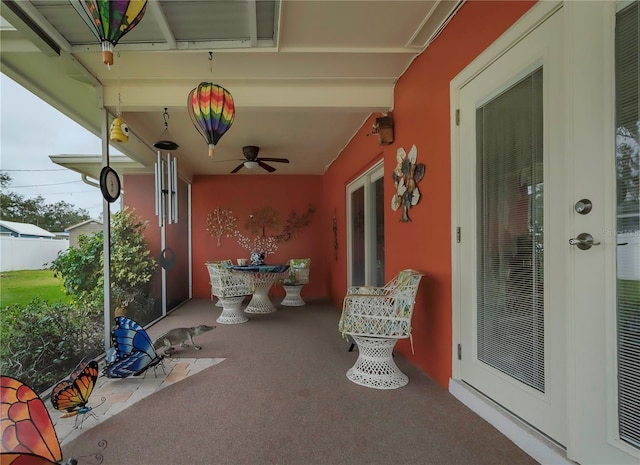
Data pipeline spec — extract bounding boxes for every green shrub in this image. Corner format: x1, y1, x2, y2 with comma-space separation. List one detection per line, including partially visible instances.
50, 207, 157, 321
0, 298, 103, 394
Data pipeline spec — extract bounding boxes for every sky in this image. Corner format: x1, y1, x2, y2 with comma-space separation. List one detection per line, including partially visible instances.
0, 72, 120, 221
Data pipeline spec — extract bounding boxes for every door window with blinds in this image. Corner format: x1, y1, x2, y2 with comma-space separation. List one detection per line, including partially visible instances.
615, 0, 639, 449
476, 68, 545, 392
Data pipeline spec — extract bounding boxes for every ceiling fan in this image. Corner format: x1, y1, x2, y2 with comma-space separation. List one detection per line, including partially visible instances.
230, 146, 290, 173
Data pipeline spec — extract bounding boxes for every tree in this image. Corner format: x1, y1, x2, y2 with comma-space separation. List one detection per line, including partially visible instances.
0, 173, 90, 231
0, 172, 10, 188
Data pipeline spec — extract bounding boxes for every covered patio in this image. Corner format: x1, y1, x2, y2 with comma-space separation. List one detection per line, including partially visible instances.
2, 1, 638, 464
58, 298, 537, 465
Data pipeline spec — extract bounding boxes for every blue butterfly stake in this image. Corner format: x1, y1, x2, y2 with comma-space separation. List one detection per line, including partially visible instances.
103, 317, 164, 378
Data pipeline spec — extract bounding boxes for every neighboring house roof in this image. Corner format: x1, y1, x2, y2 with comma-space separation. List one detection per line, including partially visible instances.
65, 219, 103, 232
0, 220, 55, 238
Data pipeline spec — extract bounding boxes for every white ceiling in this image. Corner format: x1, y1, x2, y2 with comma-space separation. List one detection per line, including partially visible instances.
0, 0, 463, 179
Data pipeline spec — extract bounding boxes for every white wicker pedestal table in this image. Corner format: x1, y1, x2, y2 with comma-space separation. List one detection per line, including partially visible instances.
228, 264, 289, 314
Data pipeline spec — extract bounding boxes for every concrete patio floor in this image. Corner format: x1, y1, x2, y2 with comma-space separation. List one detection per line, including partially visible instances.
49, 356, 225, 446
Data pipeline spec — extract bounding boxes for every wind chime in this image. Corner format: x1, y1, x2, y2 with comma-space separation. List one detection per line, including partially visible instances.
154, 108, 179, 227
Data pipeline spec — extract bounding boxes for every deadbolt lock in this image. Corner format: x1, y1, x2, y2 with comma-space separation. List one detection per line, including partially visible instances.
574, 199, 592, 215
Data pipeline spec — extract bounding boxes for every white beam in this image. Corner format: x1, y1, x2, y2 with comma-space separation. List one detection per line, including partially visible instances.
105, 81, 394, 111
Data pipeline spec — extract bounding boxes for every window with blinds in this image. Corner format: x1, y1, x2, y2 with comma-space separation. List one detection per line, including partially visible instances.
615, 0, 640, 449
476, 68, 545, 392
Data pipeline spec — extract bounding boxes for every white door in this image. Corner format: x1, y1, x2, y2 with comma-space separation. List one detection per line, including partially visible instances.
457, 7, 567, 445
455, 1, 640, 463
566, 1, 640, 463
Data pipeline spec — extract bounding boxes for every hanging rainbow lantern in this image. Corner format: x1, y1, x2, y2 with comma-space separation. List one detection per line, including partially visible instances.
71, 0, 148, 67
188, 82, 235, 158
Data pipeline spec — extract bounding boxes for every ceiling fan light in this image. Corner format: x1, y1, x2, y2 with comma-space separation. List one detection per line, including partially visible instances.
244, 161, 259, 169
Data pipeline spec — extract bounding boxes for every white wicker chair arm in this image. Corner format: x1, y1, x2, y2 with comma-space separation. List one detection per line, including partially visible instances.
346, 286, 391, 296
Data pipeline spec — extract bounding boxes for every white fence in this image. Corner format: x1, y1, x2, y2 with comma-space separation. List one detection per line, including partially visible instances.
618, 232, 640, 281
0, 236, 69, 272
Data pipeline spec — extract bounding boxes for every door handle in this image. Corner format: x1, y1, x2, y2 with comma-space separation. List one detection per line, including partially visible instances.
569, 233, 601, 250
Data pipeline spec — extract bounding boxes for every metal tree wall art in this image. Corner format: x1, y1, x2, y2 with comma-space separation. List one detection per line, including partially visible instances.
391, 145, 425, 222
188, 82, 235, 157
71, 0, 148, 67
213, 205, 317, 258
206, 208, 237, 246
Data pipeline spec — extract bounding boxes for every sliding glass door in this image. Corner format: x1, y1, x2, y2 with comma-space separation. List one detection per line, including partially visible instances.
347, 161, 384, 287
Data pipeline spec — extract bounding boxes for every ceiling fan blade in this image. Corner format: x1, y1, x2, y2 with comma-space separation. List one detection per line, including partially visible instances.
230, 163, 245, 173
258, 160, 277, 172
258, 157, 289, 163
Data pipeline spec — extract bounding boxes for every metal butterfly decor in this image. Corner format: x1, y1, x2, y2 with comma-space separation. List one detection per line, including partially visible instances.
391, 144, 426, 222
103, 317, 165, 378
1, 376, 107, 465
51, 358, 105, 429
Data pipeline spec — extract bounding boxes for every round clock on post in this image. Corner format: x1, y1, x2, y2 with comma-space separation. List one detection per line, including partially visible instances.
100, 166, 121, 203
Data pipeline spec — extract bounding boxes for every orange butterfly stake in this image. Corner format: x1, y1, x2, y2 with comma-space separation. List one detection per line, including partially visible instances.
51, 359, 103, 429
1, 376, 107, 465
1, 375, 72, 464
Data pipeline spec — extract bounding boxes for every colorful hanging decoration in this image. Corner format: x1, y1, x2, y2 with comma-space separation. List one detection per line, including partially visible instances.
71, 0, 149, 67
188, 82, 235, 157
110, 116, 129, 142
391, 144, 425, 222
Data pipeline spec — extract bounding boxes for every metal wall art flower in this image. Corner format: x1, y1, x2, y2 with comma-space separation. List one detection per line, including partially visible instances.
391, 145, 425, 222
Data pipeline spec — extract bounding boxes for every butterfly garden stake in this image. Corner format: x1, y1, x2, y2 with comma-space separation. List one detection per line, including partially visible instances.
104, 317, 165, 379
51, 358, 105, 430
391, 145, 426, 222
1, 376, 108, 464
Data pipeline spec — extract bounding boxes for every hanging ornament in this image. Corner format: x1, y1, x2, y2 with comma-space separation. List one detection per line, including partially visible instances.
154, 108, 179, 151
187, 82, 235, 157
71, 0, 148, 67
110, 116, 129, 143
110, 92, 129, 143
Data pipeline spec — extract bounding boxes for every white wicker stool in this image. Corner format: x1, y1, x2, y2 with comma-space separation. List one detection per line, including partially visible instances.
346, 336, 408, 389
216, 295, 248, 324
281, 284, 305, 306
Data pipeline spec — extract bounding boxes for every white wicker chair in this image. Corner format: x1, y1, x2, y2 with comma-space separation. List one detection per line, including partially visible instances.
280, 258, 311, 306
206, 261, 252, 324
206, 260, 232, 307
338, 269, 424, 389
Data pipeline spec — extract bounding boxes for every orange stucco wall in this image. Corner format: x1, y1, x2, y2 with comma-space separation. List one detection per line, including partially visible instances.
191, 175, 326, 300
321, 0, 536, 387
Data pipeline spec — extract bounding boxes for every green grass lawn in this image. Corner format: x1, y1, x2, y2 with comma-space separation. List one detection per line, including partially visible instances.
0, 269, 71, 308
